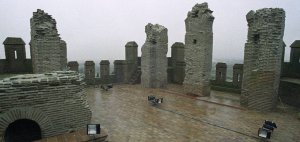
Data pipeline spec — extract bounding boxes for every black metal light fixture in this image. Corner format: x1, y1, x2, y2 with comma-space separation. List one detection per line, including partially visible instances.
87, 124, 101, 135
258, 120, 277, 139
148, 95, 163, 105
258, 128, 271, 139
100, 84, 113, 91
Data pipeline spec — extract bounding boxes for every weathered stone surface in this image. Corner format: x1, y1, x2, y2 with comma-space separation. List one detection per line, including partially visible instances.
232, 64, 243, 88
84, 61, 95, 85
100, 60, 110, 84
114, 60, 127, 83
125, 41, 138, 83
1, 37, 33, 73
0, 71, 91, 138
171, 42, 185, 84
30, 9, 67, 73
215, 63, 227, 84
241, 8, 285, 111
141, 23, 168, 88
183, 3, 214, 96
67, 61, 79, 72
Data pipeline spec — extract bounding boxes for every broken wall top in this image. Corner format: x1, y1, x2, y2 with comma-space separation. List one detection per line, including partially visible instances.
145, 23, 168, 44
30, 9, 60, 40
246, 8, 285, 28
186, 3, 214, 32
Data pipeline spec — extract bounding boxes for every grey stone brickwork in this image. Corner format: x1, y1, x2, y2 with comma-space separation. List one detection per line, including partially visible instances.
215, 63, 227, 84
100, 60, 110, 84
67, 61, 79, 72
232, 64, 243, 88
141, 23, 168, 88
1, 37, 32, 73
183, 3, 214, 96
0, 71, 91, 139
30, 9, 67, 73
84, 61, 95, 85
125, 41, 138, 83
114, 60, 127, 83
241, 8, 285, 111
171, 42, 185, 84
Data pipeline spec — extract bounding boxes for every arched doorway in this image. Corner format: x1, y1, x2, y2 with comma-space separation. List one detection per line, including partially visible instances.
4, 119, 42, 142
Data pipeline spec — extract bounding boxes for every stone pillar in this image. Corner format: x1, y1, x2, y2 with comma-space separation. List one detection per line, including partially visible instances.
290, 40, 300, 64
125, 41, 138, 83
100, 60, 110, 84
141, 23, 168, 88
60, 40, 67, 70
67, 61, 79, 72
84, 61, 95, 85
171, 42, 185, 84
30, 9, 67, 73
215, 63, 227, 84
183, 3, 214, 96
241, 8, 285, 111
232, 64, 243, 88
114, 60, 127, 83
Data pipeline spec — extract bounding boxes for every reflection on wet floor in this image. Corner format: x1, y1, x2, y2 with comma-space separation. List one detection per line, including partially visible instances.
87, 84, 300, 142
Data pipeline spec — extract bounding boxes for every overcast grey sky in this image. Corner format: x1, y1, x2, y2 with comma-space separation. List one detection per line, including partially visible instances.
0, 0, 299, 62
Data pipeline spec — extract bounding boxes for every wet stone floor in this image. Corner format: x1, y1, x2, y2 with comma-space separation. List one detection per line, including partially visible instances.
86, 84, 300, 142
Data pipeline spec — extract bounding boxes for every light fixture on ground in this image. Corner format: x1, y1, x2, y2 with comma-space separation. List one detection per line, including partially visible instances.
148, 95, 163, 105
87, 124, 101, 135
100, 84, 113, 91
258, 120, 277, 139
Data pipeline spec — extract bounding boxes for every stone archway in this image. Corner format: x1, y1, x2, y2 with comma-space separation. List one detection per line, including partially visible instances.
4, 119, 41, 142
0, 107, 53, 141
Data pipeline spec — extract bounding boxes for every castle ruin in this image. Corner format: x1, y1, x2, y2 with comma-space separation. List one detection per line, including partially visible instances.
241, 8, 285, 111
183, 3, 214, 96
30, 9, 67, 73
141, 23, 168, 88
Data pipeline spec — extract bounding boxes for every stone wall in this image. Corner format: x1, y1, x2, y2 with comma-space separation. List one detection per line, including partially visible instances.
125, 41, 138, 83
114, 60, 127, 83
232, 64, 243, 88
0, 71, 91, 139
84, 61, 95, 85
100, 60, 110, 84
141, 23, 168, 88
1, 37, 33, 73
67, 61, 79, 72
241, 8, 285, 111
183, 3, 214, 96
30, 9, 67, 73
215, 63, 227, 84
171, 42, 185, 84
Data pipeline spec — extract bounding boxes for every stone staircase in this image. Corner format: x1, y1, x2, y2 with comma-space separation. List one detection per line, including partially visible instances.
129, 67, 141, 84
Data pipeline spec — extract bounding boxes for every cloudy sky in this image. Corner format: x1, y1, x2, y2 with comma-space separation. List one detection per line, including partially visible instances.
0, 0, 299, 62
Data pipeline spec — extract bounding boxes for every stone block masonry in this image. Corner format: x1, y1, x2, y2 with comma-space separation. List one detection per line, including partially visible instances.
0, 71, 91, 139
30, 9, 67, 73
141, 23, 168, 88
241, 8, 285, 111
183, 3, 214, 96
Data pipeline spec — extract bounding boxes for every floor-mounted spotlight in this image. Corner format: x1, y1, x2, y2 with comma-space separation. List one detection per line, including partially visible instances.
101, 84, 113, 91
87, 124, 101, 135
148, 95, 163, 105
258, 120, 277, 139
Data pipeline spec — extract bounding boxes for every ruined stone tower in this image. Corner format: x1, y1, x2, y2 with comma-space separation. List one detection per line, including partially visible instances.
30, 9, 67, 73
141, 23, 168, 88
183, 3, 214, 96
241, 8, 285, 111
